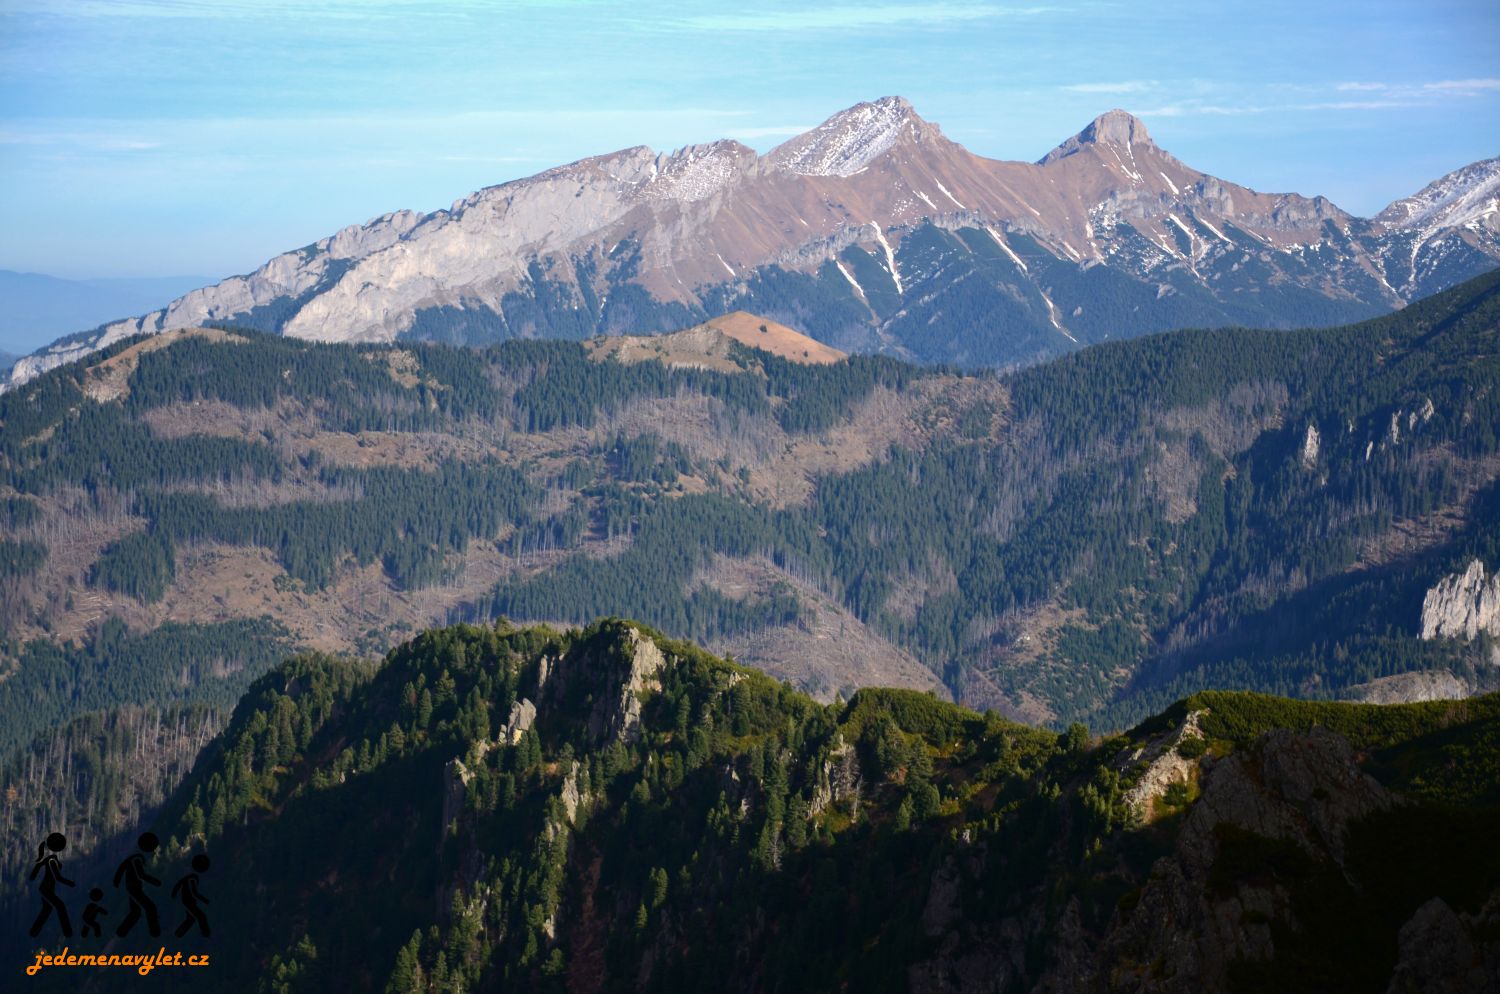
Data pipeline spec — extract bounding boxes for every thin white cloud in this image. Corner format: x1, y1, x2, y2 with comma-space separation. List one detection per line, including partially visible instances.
1337, 78, 1500, 95
1134, 100, 1429, 117
1133, 77, 1500, 119
682, 4, 1051, 32
0, 106, 771, 174
1422, 78, 1500, 91
1063, 80, 1154, 94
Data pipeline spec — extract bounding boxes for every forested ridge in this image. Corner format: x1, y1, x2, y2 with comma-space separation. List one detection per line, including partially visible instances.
2, 272, 1499, 772
5, 621, 1495, 992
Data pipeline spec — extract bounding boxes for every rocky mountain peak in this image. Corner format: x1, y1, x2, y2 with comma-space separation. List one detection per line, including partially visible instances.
766, 95, 936, 177
1039, 108, 1155, 164
1375, 156, 1500, 234
1088, 108, 1153, 145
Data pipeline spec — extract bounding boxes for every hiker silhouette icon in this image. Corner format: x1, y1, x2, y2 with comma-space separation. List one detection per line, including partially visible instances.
171, 854, 211, 938
28, 833, 74, 938
113, 832, 162, 938
82, 887, 109, 937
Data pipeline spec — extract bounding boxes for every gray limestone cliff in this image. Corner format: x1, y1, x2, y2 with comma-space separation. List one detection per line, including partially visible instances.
1421, 560, 1500, 642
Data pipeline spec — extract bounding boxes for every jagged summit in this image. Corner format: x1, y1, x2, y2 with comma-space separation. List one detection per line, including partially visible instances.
1038, 108, 1154, 165
643, 139, 757, 202
767, 95, 938, 177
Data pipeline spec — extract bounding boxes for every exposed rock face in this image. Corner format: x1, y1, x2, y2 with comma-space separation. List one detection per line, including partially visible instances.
10, 101, 1497, 387
441, 756, 473, 838
1118, 708, 1207, 820
1421, 560, 1500, 642
911, 728, 1415, 994
809, 734, 862, 819
766, 95, 937, 178
503, 697, 537, 745
587, 627, 666, 746
558, 764, 590, 826
908, 849, 1021, 994
1300, 423, 1321, 469
1343, 670, 1474, 704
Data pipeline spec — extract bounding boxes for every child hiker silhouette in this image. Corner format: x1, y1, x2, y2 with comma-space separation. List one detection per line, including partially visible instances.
171, 854, 211, 938
113, 832, 162, 938
28, 832, 74, 937
82, 888, 109, 937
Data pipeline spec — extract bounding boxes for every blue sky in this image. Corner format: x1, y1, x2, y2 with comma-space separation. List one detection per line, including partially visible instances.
1, 0, 1497, 283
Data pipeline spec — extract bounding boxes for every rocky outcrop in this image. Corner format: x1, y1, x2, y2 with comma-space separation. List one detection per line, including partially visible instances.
809, 734, 862, 820
1342, 670, 1474, 704
1385, 896, 1500, 994
502, 697, 537, 745
1118, 709, 1207, 821
1067, 728, 1394, 993
587, 627, 667, 746
1420, 560, 1500, 642
907, 846, 1024, 994
558, 765, 590, 825
441, 756, 474, 835
1300, 423, 1320, 469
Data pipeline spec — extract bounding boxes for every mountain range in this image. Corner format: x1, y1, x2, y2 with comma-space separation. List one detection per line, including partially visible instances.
7, 98, 1498, 386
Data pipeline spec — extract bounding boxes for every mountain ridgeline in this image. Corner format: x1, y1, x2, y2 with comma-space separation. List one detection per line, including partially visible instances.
5, 620, 1497, 993
9, 99, 1499, 385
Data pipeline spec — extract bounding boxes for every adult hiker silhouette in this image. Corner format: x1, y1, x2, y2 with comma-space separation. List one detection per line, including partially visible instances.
171, 854, 211, 938
28, 832, 74, 937
113, 832, 162, 938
